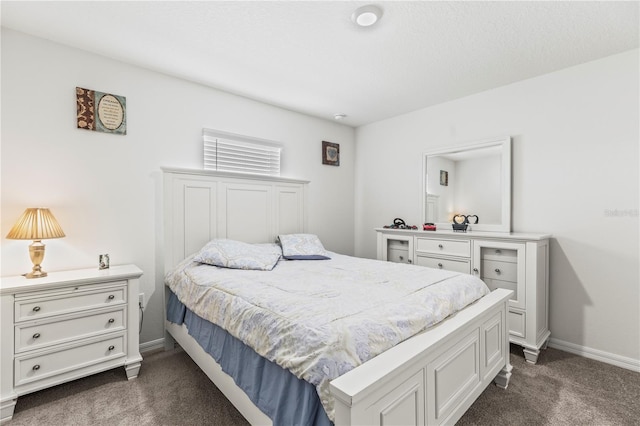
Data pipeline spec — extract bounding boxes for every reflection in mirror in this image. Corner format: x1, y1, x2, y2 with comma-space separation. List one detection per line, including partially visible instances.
423, 137, 511, 232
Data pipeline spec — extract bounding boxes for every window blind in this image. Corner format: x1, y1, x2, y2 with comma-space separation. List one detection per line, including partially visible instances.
203, 129, 282, 176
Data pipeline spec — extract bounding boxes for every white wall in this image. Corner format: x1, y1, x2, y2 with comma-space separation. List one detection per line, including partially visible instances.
1, 29, 356, 345
354, 49, 639, 362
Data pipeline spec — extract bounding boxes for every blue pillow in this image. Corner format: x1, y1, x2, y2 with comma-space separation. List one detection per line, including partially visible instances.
194, 239, 282, 271
277, 234, 330, 260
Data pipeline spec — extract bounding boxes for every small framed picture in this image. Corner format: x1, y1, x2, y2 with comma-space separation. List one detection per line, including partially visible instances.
440, 170, 448, 186
99, 254, 110, 270
322, 141, 340, 166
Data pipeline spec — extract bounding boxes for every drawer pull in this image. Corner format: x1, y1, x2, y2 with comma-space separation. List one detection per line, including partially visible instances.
108, 345, 115, 351
108, 318, 115, 324
408, 259, 412, 264
473, 268, 479, 273
495, 268, 501, 274
438, 244, 443, 249
399, 256, 404, 260
437, 263, 443, 268
32, 365, 40, 371
32, 333, 41, 339
108, 295, 115, 300
495, 249, 502, 254
32, 306, 41, 312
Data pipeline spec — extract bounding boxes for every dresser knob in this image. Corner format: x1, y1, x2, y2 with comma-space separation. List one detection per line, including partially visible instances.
408, 259, 412, 264
32, 333, 41, 339
108, 318, 115, 324
495, 268, 501, 274
108, 345, 115, 351
32, 306, 41, 312
399, 256, 404, 260
438, 244, 443, 249
495, 249, 502, 254
437, 263, 443, 268
32, 365, 40, 371
473, 268, 479, 273
108, 295, 115, 300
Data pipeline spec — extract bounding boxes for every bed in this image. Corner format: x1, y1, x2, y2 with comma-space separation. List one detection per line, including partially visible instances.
162, 167, 512, 425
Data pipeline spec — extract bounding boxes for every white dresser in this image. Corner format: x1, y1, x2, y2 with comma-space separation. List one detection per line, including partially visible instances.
377, 228, 550, 364
0, 265, 143, 423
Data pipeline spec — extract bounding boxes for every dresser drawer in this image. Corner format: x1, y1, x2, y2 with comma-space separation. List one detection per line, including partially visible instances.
415, 238, 470, 258
15, 333, 126, 387
416, 255, 471, 274
508, 309, 526, 339
15, 284, 126, 322
15, 308, 126, 353
482, 260, 517, 282
388, 248, 411, 264
480, 247, 517, 263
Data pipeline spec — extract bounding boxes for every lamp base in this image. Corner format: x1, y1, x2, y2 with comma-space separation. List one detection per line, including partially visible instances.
25, 269, 48, 279
25, 240, 48, 279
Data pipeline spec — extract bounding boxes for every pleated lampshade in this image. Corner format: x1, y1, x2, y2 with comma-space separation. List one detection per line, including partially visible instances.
6, 208, 65, 240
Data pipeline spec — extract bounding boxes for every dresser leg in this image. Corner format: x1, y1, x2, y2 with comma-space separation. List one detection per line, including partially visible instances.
523, 347, 540, 364
0, 397, 17, 424
125, 361, 142, 380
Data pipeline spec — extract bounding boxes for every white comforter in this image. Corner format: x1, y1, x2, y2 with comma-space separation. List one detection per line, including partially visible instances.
165, 252, 490, 421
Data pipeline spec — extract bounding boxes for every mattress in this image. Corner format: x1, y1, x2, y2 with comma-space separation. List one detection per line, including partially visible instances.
165, 251, 490, 421
167, 290, 331, 425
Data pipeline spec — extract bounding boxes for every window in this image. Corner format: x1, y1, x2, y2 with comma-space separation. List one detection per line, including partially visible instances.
203, 128, 282, 176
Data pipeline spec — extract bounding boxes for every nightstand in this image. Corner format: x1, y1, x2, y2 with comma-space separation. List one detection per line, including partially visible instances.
0, 265, 143, 423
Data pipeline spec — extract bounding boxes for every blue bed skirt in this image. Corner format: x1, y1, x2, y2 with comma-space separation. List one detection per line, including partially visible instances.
167, 290, 332, 426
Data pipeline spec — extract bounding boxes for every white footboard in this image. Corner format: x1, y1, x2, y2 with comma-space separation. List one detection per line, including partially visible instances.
330, 288, 512, 426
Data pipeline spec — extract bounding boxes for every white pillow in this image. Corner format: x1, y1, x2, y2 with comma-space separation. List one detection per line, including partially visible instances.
193, 239, 281, 271
277, 234, 330, 260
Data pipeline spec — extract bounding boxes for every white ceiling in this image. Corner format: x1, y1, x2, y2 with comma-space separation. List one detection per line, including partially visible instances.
2, 1, 638, 127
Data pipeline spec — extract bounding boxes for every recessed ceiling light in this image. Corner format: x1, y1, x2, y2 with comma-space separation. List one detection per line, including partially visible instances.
352, 5, 382, 27
334, 113, 347, 120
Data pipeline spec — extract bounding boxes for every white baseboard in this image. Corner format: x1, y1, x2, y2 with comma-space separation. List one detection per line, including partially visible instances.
548, 338, 640, 372
139, 338, 165, 354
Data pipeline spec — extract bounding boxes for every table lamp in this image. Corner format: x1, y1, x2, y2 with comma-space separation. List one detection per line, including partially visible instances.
6, 208, 66, 278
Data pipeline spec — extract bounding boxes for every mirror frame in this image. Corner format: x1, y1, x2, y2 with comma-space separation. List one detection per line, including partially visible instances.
421, 136, 511, 233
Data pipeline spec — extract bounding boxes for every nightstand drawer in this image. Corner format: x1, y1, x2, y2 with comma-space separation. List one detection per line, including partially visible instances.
482, 260, 517, 283
15, 308, 126, 353
15, 284, 126, 322
415, 238, 470, 257
15, 333, 126, 387
415, 255, 471, 274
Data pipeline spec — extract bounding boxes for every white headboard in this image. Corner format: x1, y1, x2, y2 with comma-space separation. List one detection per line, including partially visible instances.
163, 167, 309, 272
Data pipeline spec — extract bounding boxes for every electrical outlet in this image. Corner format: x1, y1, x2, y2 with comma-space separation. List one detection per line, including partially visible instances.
139, 293, 145, 309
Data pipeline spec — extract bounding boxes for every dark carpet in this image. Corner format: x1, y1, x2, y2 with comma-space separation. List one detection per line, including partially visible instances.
9, 344, 640, 425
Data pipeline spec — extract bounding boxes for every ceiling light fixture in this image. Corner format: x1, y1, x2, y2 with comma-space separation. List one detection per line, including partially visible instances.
352, 5, 382, 27
334, 113, 347, 120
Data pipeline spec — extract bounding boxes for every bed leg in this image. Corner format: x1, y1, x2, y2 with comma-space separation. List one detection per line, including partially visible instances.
164, 326, 176, 351
494, 362, 513, 389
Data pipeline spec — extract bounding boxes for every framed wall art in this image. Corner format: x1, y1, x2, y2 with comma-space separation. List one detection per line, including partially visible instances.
76, 87, 127, 135
322, 141, 340, 166
440, 170, 449, 186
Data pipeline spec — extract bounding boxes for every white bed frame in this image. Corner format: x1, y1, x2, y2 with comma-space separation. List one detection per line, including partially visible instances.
162, 167, 513, 426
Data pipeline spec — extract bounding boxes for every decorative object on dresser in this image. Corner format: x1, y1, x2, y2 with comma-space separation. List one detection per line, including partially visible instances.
0, 265, 143, 423
452, 214, 469, 232
377, 228, 551, 364
6, 208, 66, 279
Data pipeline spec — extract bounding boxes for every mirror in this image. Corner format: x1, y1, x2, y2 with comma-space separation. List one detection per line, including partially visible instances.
422, 136, 511, 232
